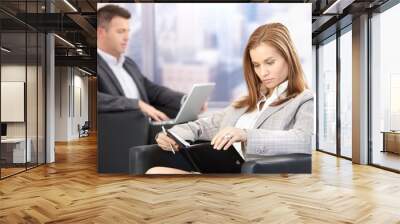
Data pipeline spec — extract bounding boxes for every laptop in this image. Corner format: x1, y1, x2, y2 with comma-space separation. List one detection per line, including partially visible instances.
151, 83, 215, 125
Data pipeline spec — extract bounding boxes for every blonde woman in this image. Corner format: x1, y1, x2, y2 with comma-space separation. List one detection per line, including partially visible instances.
147, 23, 314, 174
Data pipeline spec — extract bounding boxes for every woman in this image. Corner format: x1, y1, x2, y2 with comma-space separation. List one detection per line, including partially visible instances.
147, 23, 314, 174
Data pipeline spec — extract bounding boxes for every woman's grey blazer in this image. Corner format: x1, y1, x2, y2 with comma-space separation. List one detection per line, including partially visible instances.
169, 89, 314, 158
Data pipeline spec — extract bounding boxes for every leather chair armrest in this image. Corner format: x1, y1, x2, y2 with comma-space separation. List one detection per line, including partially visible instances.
129, 144, 195, 175
129, 144, 161, 175
241, 153, 312, 174
129, 144, 312, 174
98, 110, 149, 173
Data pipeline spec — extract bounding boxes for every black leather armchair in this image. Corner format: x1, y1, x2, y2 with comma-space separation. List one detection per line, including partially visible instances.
128, 143, 312, 174
98, 110, 149, 173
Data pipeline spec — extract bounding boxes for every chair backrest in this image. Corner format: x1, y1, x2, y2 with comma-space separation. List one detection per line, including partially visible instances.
82, 121, 90, 130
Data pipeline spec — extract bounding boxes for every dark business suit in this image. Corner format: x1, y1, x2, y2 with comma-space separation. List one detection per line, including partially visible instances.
97, 55, 184, 118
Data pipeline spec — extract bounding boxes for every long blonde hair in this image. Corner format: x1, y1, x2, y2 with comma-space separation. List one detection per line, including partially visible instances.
233, 23, 308, 112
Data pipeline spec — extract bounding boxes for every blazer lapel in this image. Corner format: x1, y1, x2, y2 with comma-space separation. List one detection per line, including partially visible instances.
98, 55, 125, 96
227, 107, 248, 126
253, 99, 292, 128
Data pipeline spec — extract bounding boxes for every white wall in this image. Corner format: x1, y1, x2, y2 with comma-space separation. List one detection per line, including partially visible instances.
1, 64, 46, 164
72, 73, 89, 138
1, 66, 25, 131
55, 66, 70, 141
1, 66, 27, 142
55, 67, 89, 141
1, 65, 40, 138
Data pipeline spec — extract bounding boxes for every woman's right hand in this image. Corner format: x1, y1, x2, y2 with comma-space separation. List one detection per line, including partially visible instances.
155, 132, 179, 152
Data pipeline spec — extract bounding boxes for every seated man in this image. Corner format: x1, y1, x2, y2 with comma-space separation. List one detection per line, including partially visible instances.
97, 5, 185, 121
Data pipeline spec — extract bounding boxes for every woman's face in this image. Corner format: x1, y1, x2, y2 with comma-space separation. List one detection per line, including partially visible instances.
249, 43, 289, 90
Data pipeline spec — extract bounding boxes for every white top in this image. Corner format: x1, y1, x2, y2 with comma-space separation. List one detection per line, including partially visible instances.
233, 80, 288, 159
97, 48, 141, 99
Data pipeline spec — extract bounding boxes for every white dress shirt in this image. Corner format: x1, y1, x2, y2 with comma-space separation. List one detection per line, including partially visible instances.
97, 48, 141, 99
233, 80, 288, 159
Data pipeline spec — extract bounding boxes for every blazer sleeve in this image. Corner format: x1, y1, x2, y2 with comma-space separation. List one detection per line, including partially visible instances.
97, 91, 140, 113
168, 106, 231, 142
97, 60, 141, 113
245, 98, 314, 155
143, 76, 184, 111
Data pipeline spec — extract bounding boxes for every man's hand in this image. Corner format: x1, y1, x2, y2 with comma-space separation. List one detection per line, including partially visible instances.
138, 100, 170, 122
200, 102, 208, 113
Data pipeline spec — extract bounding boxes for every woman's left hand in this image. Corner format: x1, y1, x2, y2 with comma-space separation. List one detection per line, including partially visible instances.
211, 127, 247, 150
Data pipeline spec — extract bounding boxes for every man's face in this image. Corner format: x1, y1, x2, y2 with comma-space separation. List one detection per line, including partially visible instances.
99, 16, 130, 57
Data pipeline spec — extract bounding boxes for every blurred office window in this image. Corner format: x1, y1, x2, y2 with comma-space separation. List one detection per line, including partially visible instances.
339, 28, 352, 158
97, 3, 312, 107
317, 36, 337, 155
371, 3, 400, 171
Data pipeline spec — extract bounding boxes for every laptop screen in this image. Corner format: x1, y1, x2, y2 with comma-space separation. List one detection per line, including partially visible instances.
174, 83, 215, 124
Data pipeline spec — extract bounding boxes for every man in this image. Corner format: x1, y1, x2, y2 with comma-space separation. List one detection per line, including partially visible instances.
97, 5, 185, 121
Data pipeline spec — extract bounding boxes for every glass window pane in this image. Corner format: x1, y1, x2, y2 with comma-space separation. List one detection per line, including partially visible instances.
1, 0, 46, 179
371, 3, 400, 171
38, 33, 45, 165
27, 31, 38, 169
340, 29, 352, 158
318, 37, 337, 154
1, 30, 28, 177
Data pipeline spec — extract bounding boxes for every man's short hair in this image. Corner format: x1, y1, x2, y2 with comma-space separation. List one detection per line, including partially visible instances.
97, 5, 131, 28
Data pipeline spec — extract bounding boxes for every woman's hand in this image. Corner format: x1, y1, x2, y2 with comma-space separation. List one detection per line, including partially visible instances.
211, 127, 247, 150
155, 132, 179, 152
